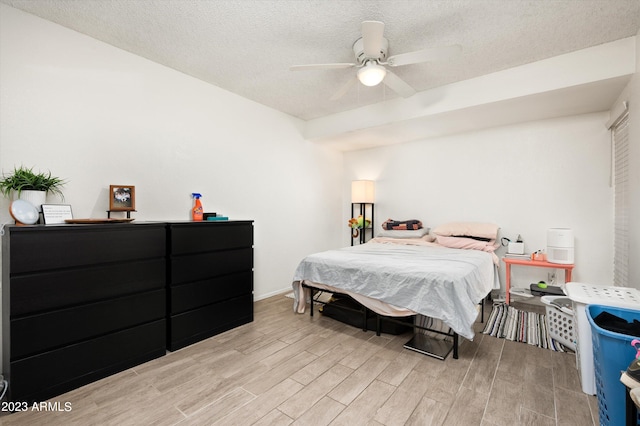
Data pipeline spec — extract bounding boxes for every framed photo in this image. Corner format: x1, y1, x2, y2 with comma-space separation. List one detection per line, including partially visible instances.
42, 204, 73, 224
109, 185, 136, 211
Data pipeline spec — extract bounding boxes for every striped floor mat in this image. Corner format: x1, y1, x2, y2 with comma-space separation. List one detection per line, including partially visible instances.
482, 303, 568, 352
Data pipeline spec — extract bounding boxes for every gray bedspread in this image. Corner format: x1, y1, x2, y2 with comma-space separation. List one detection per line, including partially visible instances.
292, 241, 496, 340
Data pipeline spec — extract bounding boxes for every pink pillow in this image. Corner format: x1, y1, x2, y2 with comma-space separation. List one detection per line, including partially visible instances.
433, 222, 499, 240
436, 235, 498, 253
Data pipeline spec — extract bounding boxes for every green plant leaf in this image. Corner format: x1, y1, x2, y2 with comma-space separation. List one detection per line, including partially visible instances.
0, 165, 66, 199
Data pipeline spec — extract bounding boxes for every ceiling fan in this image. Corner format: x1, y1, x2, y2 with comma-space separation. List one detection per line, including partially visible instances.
290, 21, 461, 100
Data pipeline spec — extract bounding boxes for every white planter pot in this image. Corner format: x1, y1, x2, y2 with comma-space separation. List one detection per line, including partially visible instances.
15, 190, 47, 212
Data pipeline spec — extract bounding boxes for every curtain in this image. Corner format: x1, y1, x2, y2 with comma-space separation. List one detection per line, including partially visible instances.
613, 113, 629, 287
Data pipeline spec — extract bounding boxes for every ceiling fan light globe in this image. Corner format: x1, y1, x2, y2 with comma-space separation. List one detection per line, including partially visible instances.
357, 62, 386, 86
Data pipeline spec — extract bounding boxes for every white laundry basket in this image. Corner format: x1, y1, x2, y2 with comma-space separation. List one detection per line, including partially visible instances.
541, 296, 576, 350
564, 282, 640, 395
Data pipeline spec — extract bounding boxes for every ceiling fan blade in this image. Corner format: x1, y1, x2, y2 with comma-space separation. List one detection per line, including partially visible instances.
387, 44, 462, 67
290, 63, 355, 71
330, 77, 357, 101
383, 71, 416, 98
361, 21, 385, 58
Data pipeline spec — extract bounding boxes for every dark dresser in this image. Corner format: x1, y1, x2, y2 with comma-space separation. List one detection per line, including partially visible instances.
1, 220, 254, 402
167, 221, 254, 351
1, 223, 167, 403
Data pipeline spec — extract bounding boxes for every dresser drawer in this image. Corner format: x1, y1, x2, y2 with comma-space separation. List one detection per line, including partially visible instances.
10, 258, 166, 316
169, 294, 253, 351
171, 248, 253, 284
169, 222, 253, 255
9, 224, 166, 274
171, 270, 252, 314
11, 289, 166, 359
9, 319, 166, 403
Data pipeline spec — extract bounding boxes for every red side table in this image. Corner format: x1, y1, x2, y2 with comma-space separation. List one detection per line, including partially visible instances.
502, 257, 575, 304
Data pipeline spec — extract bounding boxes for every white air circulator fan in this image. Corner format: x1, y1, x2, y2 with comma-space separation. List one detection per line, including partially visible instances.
290, 21, 461, 100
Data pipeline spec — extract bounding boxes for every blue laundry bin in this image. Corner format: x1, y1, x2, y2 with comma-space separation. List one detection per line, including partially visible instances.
587, 304, 640, 426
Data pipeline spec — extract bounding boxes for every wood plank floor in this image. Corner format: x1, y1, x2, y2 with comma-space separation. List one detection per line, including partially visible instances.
0, 295, 599, 425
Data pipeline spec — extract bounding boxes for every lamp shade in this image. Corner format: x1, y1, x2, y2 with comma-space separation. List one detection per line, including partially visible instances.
357, 62, 386, 87
351, 180, 375, 203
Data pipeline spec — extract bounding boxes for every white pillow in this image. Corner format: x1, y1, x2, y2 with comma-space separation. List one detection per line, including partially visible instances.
377, 228, 429, 239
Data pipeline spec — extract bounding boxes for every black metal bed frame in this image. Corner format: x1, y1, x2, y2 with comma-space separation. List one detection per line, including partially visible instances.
301, 282, 487, 360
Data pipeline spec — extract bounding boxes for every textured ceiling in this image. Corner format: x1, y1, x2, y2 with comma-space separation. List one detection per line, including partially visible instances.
1, 0, 639, 121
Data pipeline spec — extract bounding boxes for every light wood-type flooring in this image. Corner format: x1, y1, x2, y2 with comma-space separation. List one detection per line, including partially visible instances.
0, 295, 599, 425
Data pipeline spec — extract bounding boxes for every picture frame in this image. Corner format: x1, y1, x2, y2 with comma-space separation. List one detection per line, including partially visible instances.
42, 204, 73, 224
109, 185, 135, 211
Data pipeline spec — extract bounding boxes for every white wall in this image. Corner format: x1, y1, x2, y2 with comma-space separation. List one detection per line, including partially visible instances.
0, 5, 344, 300
344, 113, 614, 294
611, 27, 640, 290
0, 4, 631, 302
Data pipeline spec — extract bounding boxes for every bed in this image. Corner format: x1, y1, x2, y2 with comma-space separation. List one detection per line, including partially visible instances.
291, 222, 500, 359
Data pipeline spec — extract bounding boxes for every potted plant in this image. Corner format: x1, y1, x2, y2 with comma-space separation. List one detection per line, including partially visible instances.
0, 166, 66, 210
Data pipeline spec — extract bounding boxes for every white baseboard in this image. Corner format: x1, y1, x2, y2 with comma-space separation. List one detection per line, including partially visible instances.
254, 287, 292, 301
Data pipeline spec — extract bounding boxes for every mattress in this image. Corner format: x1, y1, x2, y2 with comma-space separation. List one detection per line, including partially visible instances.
292, 240, 496, 340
